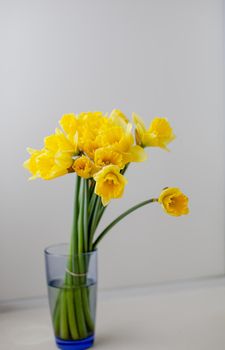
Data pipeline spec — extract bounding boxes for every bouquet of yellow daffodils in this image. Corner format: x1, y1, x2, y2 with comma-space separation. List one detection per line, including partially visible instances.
24, 110, 189, 344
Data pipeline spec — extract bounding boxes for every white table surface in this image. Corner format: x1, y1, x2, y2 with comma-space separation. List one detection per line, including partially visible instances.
1, 281, 225, 350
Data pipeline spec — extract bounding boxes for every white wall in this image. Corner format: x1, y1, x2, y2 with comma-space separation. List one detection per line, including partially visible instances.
0, 0, 224, 301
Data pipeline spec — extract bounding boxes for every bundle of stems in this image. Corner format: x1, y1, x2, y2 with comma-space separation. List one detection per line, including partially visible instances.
53, 176, 157, 340
52, 176, 103, 340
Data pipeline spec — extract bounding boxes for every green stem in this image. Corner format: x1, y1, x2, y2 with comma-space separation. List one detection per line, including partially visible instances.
75, 178, 88, 337
90, 198, 100, 234
88, 179, 95, 201
80, 179, 95, 332
88, 192, 98, 222
53, 294, 60, 337
88, 194, 98, 238
71, 176, 81, 253
88, 197, 104, 250
64, 177, 81, 339
93, 198, 158, 249
83, 179, 89, 252
82, 287, 94, 331
78, 179, 84, 253
66, 287, 79, 339
60, 290, 69, 339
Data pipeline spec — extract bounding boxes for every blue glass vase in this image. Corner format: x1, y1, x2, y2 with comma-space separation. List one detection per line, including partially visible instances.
45, 244, 97, 350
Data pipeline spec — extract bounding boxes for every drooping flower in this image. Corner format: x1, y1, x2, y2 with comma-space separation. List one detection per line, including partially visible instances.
94, 165, 128, 206
73, 155, 96, 179
133, 113, 175, 150
158, 187, 189, 216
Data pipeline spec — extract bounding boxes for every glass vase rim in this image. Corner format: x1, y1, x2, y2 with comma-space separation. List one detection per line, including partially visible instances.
44, 242, 97, 257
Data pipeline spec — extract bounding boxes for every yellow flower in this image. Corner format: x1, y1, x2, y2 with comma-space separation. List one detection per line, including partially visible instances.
94, 147, 124, 169
73, 155, 96, 179
23, 147, 69, 180
109, 109, 130, 132
132, 113, 146, 146
94, 165, 128, 206
24, 129, 78, 180
112, 132, 147, 164
78, 111, 109, 139
158, 187, 189, 216
44, 131, 75, 170
95, 126, 123, 148
133, 113, 175, 150
23, 148, 44, 179
80, 132, 101, 159
109, 109, 129, 123
59, 113, 78, 141
77, 112, 109, 158
96, 127, 147, 165
35, 151, 68, 180
59, 115, 80, 152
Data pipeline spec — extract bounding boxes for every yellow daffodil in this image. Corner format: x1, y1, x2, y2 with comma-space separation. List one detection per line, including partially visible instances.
24, 129, 78, 180
158, 187, 189, 216
109, 109, 129, 123
23, 148, 44, 179
79, 133, 102, 159
109, 109, 130, 132
23, 147, 69, 180
77, 112, 109, 158
44, 132, 75, 170
133, 113, 175, 150
112, 133, 147, 164
73, 155, 96, 179
59, 113, 78, 140
96, 127, 147, 165
94, 147, 124, 169
94, 165, 128, 206
78, 111, 109, 139
95, 126, 123, 148
35, 151, 69, 180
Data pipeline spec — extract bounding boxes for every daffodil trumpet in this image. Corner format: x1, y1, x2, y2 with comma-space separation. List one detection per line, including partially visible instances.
24, 110, 189, 344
